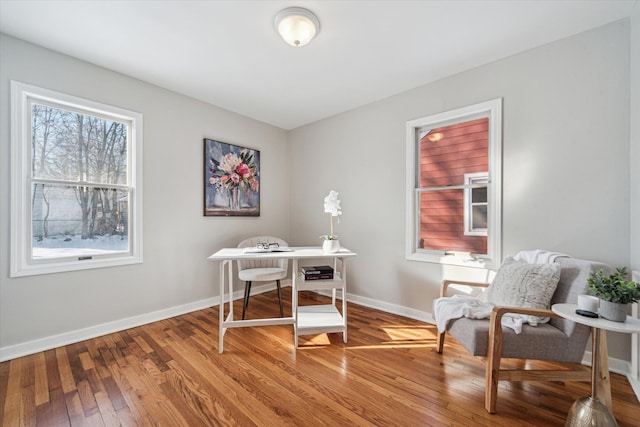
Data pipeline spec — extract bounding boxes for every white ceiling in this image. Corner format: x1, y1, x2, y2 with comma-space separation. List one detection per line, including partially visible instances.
0, 0, 637, 130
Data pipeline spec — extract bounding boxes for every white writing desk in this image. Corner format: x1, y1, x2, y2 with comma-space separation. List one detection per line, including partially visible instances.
208, 246, 357, 352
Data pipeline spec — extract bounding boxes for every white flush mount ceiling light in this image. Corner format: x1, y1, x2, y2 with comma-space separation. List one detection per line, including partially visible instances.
274, 7, 320, 47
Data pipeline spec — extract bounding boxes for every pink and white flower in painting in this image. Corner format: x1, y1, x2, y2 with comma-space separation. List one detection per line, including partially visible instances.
209, 149, 259, 193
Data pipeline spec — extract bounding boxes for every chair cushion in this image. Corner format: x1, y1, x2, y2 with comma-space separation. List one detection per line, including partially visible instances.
238, 267, 287, 282
485, 257, 561, 312
447, 317, 586, 362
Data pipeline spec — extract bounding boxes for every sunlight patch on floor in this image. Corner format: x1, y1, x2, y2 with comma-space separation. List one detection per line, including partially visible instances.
346, 343, 432, 350
381, 324, 437, 341
297, 334, 332, 348
344, 324, 438, 350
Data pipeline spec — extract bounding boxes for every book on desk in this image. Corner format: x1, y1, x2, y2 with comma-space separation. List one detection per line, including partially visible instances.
301, 265, 334, 280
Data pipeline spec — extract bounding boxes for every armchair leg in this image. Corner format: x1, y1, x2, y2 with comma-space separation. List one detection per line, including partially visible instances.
485, 312, 504, 414
242, 281, 252, 320
485, 355, 500, 414
437, 332, 446, 353
276, 280, 284, 317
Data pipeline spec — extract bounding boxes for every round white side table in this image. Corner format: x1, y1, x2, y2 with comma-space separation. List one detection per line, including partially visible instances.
552, 303, 640, 427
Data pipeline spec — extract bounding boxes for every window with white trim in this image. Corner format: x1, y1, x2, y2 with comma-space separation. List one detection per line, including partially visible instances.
405, 98, 502, 268
464, 172, 488, 236
10, 81, 143, 277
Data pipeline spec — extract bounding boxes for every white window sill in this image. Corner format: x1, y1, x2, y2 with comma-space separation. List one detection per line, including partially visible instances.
406, 251, 496, 270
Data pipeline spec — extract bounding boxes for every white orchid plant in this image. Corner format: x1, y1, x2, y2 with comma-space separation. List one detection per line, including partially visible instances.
322, 190, 342, 240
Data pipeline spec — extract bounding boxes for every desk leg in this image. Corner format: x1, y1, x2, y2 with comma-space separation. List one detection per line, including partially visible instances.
292, 258, 298, 347
219, 260, 226, 353
228, 260, 234, 320
342, 258, 348, 343
218, 260, 235, 354
332, 258, 338, 306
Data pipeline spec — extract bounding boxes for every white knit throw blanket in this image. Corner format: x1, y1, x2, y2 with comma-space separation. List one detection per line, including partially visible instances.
433, 295, 527, 334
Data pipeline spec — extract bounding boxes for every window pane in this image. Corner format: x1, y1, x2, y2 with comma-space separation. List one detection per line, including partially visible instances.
32, 183, 129, 259
418, 118, 488, 187
471, 186, 487, 203
472, 205, 488, 230
419, 189, 487, 254
31, 103, 128, 185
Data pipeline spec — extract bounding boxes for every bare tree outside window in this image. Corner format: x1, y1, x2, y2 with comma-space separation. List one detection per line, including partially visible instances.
30, 104, 129, 258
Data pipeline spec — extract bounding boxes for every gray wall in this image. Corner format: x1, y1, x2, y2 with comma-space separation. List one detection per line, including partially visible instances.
0, 35, 290, 353
289, 20, 632, 361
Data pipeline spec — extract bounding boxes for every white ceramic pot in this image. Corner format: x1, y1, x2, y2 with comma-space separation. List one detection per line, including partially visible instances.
322, 239, 340, 253
599, 300, 628, 322
577, 295, 599, 313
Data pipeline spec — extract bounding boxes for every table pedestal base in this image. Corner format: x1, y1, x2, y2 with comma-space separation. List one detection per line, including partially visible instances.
565, 397, 617, 427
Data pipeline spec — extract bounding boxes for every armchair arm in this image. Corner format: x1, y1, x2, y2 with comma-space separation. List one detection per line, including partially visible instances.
440, 279, 490, 298
490, 306, 560, 321
436, 279, 490, 354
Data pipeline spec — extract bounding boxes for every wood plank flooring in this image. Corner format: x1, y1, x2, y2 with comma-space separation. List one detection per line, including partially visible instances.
1, 289, 639, 426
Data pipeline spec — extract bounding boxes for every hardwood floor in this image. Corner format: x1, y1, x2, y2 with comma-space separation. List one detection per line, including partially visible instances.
1, 289, 639, 426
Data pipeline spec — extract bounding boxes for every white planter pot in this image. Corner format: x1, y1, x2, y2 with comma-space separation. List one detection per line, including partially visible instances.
599, 300, 628, 322
322, 239, 340, 253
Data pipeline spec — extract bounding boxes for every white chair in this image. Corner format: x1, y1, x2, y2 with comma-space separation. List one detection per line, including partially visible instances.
237, 236, 288, 320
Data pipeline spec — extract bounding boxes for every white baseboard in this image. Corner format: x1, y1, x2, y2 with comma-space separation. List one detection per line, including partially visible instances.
582, 350, 631, 376
340, 291, 436, 324
1, 284, 638, 403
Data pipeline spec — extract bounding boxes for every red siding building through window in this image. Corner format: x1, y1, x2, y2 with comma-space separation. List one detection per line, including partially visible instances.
419, 118, 488, 254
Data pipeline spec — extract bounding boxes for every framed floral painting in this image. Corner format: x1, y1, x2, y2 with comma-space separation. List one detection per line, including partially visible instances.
204, 138, 260, 216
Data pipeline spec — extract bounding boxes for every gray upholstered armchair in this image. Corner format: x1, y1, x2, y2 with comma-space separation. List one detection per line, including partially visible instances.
436, 257, 610, 413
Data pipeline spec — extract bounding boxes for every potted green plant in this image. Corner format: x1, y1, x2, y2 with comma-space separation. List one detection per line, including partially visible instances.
587, 267, 640, 322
